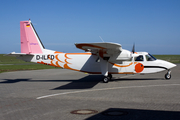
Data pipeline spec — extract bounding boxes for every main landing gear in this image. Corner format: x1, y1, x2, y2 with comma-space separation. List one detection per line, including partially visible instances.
103, 74, 112, 83
165, 70, 171, 80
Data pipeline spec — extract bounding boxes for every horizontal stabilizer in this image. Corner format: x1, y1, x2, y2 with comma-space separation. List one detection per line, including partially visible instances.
7, 52, 34, 57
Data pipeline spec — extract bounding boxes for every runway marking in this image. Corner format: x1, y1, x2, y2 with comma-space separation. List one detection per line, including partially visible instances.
36, 84, 180, 99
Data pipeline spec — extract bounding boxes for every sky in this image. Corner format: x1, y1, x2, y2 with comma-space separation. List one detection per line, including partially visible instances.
0, 0, 180, 54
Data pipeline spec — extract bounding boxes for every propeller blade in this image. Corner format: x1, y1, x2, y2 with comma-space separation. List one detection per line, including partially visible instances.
132, 44, 135, 53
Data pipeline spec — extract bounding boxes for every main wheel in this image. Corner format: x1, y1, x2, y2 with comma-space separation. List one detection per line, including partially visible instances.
165, 73, 171, 80
108, 74, 112, 80
103, 76, 109, 83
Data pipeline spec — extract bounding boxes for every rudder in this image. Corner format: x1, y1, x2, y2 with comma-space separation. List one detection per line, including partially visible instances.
20, 20, 44, 54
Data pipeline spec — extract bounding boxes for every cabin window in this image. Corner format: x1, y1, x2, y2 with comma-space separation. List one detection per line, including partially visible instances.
135, 55, 144, 61
146, 54, 156, 61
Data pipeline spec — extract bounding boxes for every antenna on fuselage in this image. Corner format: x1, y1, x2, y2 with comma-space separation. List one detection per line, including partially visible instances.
99, 36, 105, 42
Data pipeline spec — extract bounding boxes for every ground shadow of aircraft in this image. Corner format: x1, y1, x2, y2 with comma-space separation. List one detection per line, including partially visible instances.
0, 75, 164, 90
0, 78, 31, 84
85, 108, 180, 120
51, 75, 102, 90
0, 75, 102, 90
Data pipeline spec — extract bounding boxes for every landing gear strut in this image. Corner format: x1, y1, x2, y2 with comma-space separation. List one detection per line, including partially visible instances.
108, 74, 112, 80
165, 70, 171, 80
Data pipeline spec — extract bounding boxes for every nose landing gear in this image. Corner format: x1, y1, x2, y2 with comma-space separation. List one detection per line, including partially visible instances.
165, 70, 171, 80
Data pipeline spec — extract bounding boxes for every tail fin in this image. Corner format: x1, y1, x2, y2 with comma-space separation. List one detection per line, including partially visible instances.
20, 20, 45, 54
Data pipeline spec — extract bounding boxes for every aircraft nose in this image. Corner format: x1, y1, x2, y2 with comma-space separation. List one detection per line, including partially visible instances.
167, 62, 176, 69
161, 60, 176, 69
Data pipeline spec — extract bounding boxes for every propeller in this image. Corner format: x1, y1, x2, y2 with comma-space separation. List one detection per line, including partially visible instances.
131, 43, 139, 59
132, 43, 135, 54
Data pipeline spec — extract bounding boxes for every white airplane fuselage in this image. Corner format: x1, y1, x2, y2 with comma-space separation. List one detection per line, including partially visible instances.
18, 51, 176, 75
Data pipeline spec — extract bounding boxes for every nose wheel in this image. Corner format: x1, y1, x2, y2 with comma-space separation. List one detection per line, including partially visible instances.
165, 70, 171, 80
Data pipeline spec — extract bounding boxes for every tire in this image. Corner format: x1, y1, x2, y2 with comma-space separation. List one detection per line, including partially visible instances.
165, 73, 171, 80
108, 74, 112, 80
103, 76, 109, 83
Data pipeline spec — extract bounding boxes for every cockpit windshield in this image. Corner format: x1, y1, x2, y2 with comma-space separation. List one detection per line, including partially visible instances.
146, 53, 157, 61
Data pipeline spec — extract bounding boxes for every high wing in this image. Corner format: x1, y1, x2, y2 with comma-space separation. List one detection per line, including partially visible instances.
75, 42, 122, 59
75, 42, 132, 61
75, 42, 122, 51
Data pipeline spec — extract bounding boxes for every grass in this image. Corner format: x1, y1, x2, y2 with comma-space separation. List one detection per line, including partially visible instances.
0, 64, 58, 73
0, 54, 27, 64
0, 54, 59, 73
0, 54, 179, 73
153, 55, 180, 63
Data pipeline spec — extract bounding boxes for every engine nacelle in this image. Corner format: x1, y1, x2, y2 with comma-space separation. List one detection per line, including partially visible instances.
109, 49, 132, 62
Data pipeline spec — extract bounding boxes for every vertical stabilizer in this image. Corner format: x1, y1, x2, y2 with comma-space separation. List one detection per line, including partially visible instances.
20, 20, 44, 54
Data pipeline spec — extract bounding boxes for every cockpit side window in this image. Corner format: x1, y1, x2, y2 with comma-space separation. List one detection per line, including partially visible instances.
149, 53, 157, 60
135, 55, 144, 61
146, 54, 156, 61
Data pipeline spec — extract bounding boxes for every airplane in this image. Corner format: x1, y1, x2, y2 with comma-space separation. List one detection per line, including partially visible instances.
8, 19, 176, 83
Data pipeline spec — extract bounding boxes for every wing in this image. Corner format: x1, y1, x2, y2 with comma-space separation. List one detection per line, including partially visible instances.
75, 42, 122, 58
